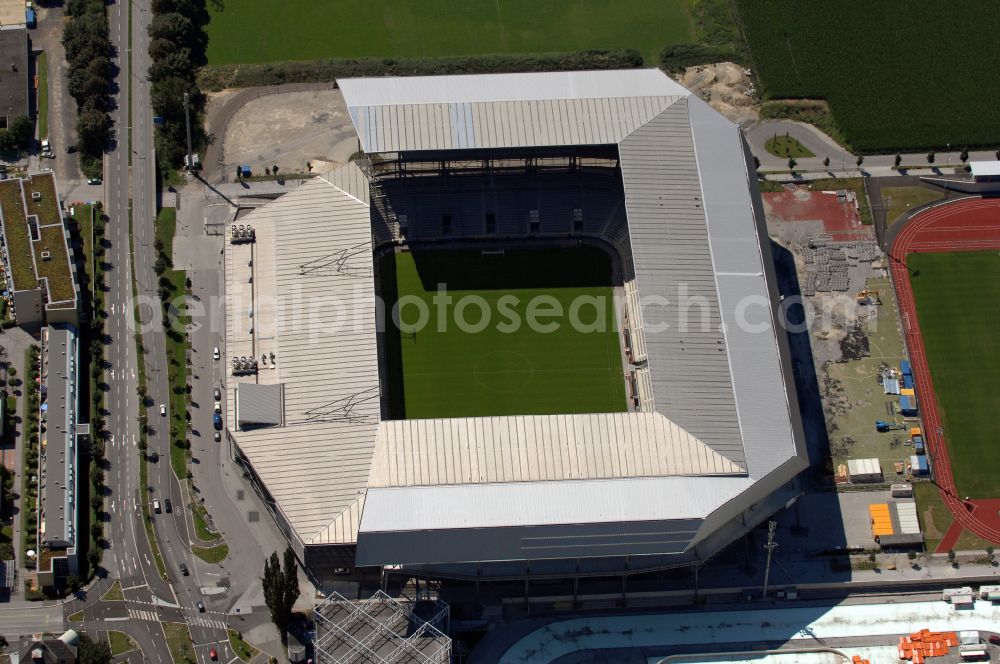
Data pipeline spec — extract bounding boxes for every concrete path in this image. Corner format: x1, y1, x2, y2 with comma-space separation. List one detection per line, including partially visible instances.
744, 119, 998, 172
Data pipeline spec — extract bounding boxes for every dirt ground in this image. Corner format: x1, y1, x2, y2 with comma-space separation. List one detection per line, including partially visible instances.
764, 188, 917, 483
676, 62, 758, 125
215, 88, 359, 177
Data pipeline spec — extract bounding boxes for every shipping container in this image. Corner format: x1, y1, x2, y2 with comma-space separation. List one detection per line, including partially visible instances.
848, 458, 883, 483
911, 455, 929, 475
901, 359, 912, 376
891, 483, 914, 498
902, 374, 915, 389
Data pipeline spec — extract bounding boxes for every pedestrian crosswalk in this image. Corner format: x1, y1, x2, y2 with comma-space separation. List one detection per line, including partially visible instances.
186, 614, 227, 630
128, 608, 158, 622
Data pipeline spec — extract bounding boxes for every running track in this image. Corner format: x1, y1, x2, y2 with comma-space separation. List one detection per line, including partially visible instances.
888, 196, 1000, 549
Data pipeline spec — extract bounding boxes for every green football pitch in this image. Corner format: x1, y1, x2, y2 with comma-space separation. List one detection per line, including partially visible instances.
205, 0, 694, 66
908, 251, 1000, 498
381, 247, 627, 419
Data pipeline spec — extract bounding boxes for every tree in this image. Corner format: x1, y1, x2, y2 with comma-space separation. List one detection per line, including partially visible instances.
894, 154, 902, 168
148, 37, 178, 61
960, 149, 969, 163
927, 151, 935, 164
272, 165, 278, 176
823, 155, 830, 168
753, 156, 760, 170
78, 634, 112, 664
148, 13, 195, 48
787, 157, 796, 171
262, 547, 300, 643
987, 545, 994, 561
77, 106, 112, 155
7, 116, 32, 150
948, 548, 956, 565
856, 155, 864, 168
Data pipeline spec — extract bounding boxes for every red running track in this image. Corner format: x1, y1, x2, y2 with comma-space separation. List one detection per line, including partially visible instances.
889, 196, 1000, 549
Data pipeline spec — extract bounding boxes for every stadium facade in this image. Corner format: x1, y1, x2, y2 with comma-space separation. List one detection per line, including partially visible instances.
223, 68, 808, 581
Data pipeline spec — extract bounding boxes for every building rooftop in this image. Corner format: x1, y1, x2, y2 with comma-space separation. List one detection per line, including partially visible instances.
227, 70, 808, 564
0, 173, 77, 309
40, 325, 79, 550
0, 26, 27, 123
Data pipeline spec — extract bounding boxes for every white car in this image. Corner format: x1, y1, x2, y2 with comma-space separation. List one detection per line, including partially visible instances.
214, 402, 222, 414
213, 347, 220, 360
159, 404, 166, 416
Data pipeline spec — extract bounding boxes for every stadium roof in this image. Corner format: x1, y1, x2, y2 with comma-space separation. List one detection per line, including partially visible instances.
970, 160, 1000, 177
228, 70, 807, 560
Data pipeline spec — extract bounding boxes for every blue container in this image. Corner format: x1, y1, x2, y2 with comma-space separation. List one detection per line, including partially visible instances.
25, 8, 35, 28
900, 359, 912, 377
900, 395, 918, 416
902, 374, 914, 390
240, 165, 251, 176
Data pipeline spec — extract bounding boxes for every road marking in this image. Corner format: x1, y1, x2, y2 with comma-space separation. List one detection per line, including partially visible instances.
104, 616, 129, 622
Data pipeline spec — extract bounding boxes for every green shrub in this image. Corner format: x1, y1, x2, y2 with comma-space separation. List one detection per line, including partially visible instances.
198, 49, 644, 91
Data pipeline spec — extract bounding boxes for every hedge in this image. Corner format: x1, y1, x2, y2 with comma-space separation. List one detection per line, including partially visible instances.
198, 49, 644, 91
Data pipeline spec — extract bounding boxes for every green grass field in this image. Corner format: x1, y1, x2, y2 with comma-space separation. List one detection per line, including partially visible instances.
909, 251, 1000, 498
205, 0, 694, 66
383, 247, 627, 419
734, 0, 1000, 151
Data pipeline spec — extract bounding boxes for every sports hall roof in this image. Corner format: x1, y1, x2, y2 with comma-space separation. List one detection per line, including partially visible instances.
227, 70, 806, 554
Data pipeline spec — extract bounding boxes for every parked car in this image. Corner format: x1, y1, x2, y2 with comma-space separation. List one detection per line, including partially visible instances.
213, 413, 223, 429
196, 600, 205, 612
65, 145, 78, 153
214, 431, 221, 443
164, 498, 172, 513
213, 346, 220, 360
214, 402, 222, 414
87, 177, 102, 185
179, 563, 188, 576
209, 648, 217, 661
159, 404, 166, 416
152, 499, 161, 514
213, 388, 221, 401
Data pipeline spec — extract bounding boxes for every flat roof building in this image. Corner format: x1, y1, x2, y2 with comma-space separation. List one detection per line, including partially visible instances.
0, 24, 27, 128
224, 69, 808, 581
0, 172, 79, 326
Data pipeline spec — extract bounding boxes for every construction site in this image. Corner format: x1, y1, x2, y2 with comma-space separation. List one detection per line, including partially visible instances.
762, 183, 937, 553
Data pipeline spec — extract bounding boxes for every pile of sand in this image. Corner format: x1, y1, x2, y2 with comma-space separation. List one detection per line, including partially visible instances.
676, 62, 758, 125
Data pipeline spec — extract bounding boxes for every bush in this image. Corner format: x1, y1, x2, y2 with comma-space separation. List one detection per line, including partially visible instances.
197, 49, 644, 91
659, 44, 739, 73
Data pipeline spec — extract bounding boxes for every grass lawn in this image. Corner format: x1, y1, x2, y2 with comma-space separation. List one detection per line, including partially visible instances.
909, 251, 1000, 499
101, 580, 124, 601
882, 187, 942, 226
190, 490, 221, 542
734, 0, 1000, 151
227, 630, 258, 663
765, 134, 815, 158
36, 51, 47, 139
67, 610, 83, 622
162, 623, 196, 664
383, 246, 626, 419
206, 0, 694, 66
192, 542, 229, 564
155, 208, 191, 480
108, 631, 136, 656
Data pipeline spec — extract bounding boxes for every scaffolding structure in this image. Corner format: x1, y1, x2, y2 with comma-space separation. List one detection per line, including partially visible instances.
314, 591, 451, 664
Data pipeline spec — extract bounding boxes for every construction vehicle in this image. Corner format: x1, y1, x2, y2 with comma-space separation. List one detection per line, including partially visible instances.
856, 288, 881, 305
876, 420, 906, 432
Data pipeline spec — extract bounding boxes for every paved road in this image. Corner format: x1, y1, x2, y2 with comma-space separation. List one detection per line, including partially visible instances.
744, 119, 999, 171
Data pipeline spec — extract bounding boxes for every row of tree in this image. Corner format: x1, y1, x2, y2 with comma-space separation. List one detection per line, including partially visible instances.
62, 0, 113, 163
0, 116, 33, 153
148, 0, 208, 171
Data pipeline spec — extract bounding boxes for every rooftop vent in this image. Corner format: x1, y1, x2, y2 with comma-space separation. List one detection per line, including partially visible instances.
40, 250, 51, 261
31, 191, 41, 201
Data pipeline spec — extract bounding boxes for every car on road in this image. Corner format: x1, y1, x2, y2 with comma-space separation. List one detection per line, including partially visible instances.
88, 177, 102, 185
153, 499, 161, 514
160, 404, 166, 416
334, 567, 351, 576
209, 648, 217, 661
214, 402, 222, 413
213, 413, 223, 429
65, 145, 78, 153
214, 431, 221, 442
179, 563, 188, 576
196, 600, 205, 612
164, 498, 172, 513
214, 388, 221, 401
213, 346, 220, 360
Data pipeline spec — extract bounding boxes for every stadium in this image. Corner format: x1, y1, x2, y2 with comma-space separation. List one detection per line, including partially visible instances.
222, 69, 809, 583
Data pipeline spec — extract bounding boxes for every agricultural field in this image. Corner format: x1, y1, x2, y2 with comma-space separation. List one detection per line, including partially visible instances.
908, 251, 1000, 498
381, 247, 627, 419
205, 0, 694, 66
734, 0, 1000, 152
